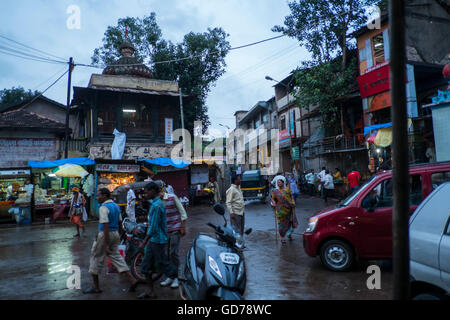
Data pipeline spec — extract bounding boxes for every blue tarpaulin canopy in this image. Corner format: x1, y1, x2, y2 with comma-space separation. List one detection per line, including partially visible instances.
138, 158, 191, 169
364, 122, 392, 136
28, 157, 95, 168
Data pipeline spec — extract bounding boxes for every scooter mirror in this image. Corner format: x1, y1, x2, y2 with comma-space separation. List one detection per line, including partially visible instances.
213, 203, 225, 216
244, 228, 252, 235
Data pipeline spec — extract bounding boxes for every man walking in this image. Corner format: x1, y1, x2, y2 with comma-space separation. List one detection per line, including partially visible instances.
323, 170, 335, 204
83, 188, 137, 294
347, 168, 361, 194
154, 180, 187, 289
317, 167, 326, 199
126, 185, 136, 222
138, 182, 177, 299
305, 169, 316, 197
226, 175, 245, 235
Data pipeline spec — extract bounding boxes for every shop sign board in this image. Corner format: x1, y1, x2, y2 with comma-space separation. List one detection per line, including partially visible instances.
289, 109, 296, 138
0, 169, 31, 176
279, 129, 291, 148
95, 164, 140, 173
291, 147, 300, 161
370, 91, 391, 112
0, 138, 57, 168
357, 64, 390, 98
165, 118, 173, 144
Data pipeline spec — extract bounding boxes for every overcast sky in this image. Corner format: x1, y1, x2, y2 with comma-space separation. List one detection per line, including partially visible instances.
0, 0, 310, 136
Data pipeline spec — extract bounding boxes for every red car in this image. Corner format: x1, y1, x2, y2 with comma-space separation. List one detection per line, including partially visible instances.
303, 161, 450, 271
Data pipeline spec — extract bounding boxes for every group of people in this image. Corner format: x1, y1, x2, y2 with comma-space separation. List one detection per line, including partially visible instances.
305, 167, 362, 202
82, 180, 188, 299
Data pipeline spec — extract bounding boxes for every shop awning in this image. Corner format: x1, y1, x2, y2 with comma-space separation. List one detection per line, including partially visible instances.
138, 158, 191, 169
28, 157, 95, 168
364, 123, 392, 136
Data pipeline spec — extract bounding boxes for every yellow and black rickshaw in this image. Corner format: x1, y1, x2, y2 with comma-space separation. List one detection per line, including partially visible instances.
240, 170, 269, 203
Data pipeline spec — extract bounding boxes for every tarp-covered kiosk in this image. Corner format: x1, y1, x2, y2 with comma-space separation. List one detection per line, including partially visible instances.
28, 157, 95, 222
0, 167, 32, 224
138, 158, 191, 198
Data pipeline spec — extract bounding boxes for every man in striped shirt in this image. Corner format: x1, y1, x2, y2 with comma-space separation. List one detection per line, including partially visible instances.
155, 180, 187, 289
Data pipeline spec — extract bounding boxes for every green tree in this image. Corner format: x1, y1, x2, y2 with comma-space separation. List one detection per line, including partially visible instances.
92, 13, 231, 133
0, 86, 40, 109
273, 0, 379, 131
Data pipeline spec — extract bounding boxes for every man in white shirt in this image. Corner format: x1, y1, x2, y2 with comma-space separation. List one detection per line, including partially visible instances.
126, 185, 136, 222
317, 167, 327, 198
305, 169, 316, 196
323, 170, 334, 204
226, 175, 245, 235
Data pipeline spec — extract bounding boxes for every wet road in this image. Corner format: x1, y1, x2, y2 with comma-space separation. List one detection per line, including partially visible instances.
0, 195, 393, 300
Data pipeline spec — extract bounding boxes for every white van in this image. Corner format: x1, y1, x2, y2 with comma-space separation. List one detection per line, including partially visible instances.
410, 182, 450, 300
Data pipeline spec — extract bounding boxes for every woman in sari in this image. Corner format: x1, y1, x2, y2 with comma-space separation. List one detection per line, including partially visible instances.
271, 178, 298, 245
69, 187, 86, 237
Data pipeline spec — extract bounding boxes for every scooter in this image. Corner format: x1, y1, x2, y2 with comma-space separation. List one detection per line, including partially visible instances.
179, 203, 252, 300
121, 218, 162, 283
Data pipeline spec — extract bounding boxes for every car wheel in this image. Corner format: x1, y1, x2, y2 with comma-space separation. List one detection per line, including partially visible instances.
413, 292, 447, 300
320, 240, 354, 272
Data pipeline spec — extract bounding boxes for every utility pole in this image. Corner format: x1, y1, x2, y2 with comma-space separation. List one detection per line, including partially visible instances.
179, 85, 186, 160
389, 0, 410, 300
64, 57, 74, 159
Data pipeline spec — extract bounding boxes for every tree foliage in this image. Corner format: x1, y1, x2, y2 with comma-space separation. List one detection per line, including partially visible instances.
0, 86, 40, 109
274, 0, 380, 132
92, 13, 231, 133
294, 55, 359, 133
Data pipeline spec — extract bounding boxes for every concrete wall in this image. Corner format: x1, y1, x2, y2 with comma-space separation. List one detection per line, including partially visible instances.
0, 131, 60, 167
23, 101, 78, 136
89, 74, 179, 92
89, 142, 176, 160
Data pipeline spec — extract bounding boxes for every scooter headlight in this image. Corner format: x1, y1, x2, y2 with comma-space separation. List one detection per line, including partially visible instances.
208, 256, 222, 278
234, 231, 244, 249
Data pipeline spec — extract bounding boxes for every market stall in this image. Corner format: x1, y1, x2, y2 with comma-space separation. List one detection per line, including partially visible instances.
94, 160, 141, 217
0, 168, 32, 224
28, 157, 95, 222
138, 158, 191, 198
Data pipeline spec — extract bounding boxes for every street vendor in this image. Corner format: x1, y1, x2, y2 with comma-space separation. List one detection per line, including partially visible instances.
207, 177, 221, 204
69, 186, 86, 237
125, 185, 136, 222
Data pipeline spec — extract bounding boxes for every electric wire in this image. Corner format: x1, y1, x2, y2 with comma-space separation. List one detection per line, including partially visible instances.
18, 69, 69, 111
0, 34, 66, 62
0, 44, 67, 65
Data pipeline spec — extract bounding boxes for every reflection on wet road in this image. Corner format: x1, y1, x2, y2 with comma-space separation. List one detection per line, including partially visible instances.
0, 195, 392, 300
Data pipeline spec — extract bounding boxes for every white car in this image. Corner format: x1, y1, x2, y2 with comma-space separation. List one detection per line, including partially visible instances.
410, 182, 450, 300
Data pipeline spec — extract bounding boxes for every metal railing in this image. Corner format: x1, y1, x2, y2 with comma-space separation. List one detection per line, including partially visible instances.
305, 134, 366, 156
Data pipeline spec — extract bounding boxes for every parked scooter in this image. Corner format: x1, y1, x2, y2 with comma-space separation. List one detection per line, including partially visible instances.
121, 218, 162, 283
179, 204, 252, 300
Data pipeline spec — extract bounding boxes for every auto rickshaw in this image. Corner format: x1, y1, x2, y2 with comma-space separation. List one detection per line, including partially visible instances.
240, 170, 269, 203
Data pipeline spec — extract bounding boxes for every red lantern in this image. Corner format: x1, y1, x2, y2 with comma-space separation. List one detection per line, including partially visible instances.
443, 63, 450, 79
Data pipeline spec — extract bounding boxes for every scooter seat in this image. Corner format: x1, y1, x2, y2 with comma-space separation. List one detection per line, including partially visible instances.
194, 234, 218, 267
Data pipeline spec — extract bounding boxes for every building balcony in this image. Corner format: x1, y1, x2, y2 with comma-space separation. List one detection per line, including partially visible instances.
304, 134, 366, 156
276, 94, 296, 111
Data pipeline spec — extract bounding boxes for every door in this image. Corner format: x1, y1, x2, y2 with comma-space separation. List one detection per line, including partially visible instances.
359, 178, 394, 257
440, 217, 450, 291
359, 175, 423, 258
